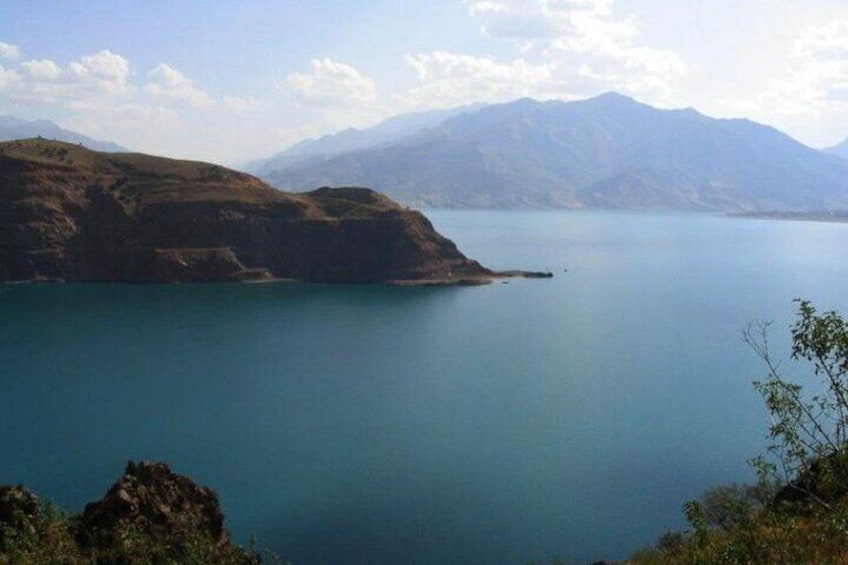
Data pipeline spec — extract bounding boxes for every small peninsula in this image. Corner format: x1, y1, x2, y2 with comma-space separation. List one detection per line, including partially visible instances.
0, 139, 541, 285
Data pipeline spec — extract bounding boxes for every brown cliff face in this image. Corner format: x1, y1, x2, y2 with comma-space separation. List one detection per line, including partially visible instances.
0, 139, 492, 284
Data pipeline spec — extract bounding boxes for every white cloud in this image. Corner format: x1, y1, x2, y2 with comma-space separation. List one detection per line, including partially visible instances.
20, 59, 62, 81
784, 19, 848, 107
0, 50, 228, 115
71, 50, 129, 80
0, 42, 20, 60
68, 50, 131, 96
791, 19, 848, 62
402, 51, 555, 108
463, 0, 686, 103
0, 65, 20, 90
738, 20, 848, 116
710, 19, 848, 147
0, 51, 134, 106
279, 58, 377, 107
550, 11, 639, 54
145, 63, 213, 107
470, 1, 558, 41
0, 47, 257, 163
468, 0, 622, 42
468, 1, 506, 15
221, 95, 256, 113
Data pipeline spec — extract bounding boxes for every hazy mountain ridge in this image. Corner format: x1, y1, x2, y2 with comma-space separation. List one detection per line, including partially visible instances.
0, 116, 128, 152
261, 93, 848, 212
824, 136, 848, 159
246, 104, 485, 175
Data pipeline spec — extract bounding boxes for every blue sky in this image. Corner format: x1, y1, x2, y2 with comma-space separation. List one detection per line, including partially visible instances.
1, 0, 847, 165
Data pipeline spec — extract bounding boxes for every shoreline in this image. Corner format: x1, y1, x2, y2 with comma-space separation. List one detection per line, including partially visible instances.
1, 270, 554, 287
729, 210, 848, 224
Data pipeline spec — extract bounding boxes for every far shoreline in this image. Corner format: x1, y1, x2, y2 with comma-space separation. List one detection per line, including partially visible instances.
728, 210, 848, 224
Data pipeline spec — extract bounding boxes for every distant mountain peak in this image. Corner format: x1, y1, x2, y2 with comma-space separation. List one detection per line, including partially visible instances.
245, 103, 486, 175
592, 91, 634, 101
0, 116, 128, 152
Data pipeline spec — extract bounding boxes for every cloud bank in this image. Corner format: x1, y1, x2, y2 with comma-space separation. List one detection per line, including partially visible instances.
1, 2, 847, 163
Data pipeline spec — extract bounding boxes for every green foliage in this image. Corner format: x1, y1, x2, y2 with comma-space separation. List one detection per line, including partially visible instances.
626, 300, 848, 564
682, 499, 707, 547
654, 530, 684, 554
745, 299, 848, 506
0, 502, 84, 564
0, 499, 281, 565
698, 482, 773, 531
630, 498, 848, 565
85, 520, 271, 565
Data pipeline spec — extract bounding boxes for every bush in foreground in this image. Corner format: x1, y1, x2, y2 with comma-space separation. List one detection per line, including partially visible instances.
627, 300, 848, 564
0, 462, 281, 565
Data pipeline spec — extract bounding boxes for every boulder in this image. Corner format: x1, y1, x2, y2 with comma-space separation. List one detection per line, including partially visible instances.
77, 461, 230, 554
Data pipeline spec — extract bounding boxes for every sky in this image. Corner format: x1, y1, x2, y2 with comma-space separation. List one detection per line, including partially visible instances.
1, 0, 847, 166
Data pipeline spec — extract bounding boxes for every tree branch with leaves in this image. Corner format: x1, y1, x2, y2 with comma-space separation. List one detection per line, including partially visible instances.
745, 299, 848, 508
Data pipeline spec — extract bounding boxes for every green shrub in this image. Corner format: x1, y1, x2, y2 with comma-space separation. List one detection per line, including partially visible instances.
628, 301, 848, 564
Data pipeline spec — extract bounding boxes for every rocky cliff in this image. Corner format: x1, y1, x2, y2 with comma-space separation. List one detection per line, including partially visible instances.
0, 461, 262, 564
0, 139, 500, 284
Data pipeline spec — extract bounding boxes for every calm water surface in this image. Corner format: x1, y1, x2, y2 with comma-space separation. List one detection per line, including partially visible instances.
2, 210, 848, 564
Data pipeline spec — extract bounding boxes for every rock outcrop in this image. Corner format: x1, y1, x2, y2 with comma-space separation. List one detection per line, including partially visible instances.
0, 139, 502, 284
0, 461, 259, 564
77, 461, 229, 552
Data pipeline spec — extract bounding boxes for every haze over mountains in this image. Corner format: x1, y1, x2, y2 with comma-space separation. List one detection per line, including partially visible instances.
0, 116, 128, 153
246, 103, 484, 175
258, 93, 848, 212
4, 93, 848, 213
824, 136, 848, 159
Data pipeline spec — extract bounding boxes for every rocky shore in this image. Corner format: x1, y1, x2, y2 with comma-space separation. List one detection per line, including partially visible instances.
0, 139, 540, 286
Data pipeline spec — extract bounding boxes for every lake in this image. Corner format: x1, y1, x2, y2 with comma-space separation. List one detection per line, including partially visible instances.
2, 210, 847, 564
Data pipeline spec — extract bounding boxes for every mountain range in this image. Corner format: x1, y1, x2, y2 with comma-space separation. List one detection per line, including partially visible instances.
258, 93, 848, 212
246, 103, 484, 175
0, 116, 128, 152
824, 136, 848, 159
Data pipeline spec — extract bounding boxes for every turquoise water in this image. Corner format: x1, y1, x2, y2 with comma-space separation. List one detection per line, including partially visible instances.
2, 210, 848, 564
